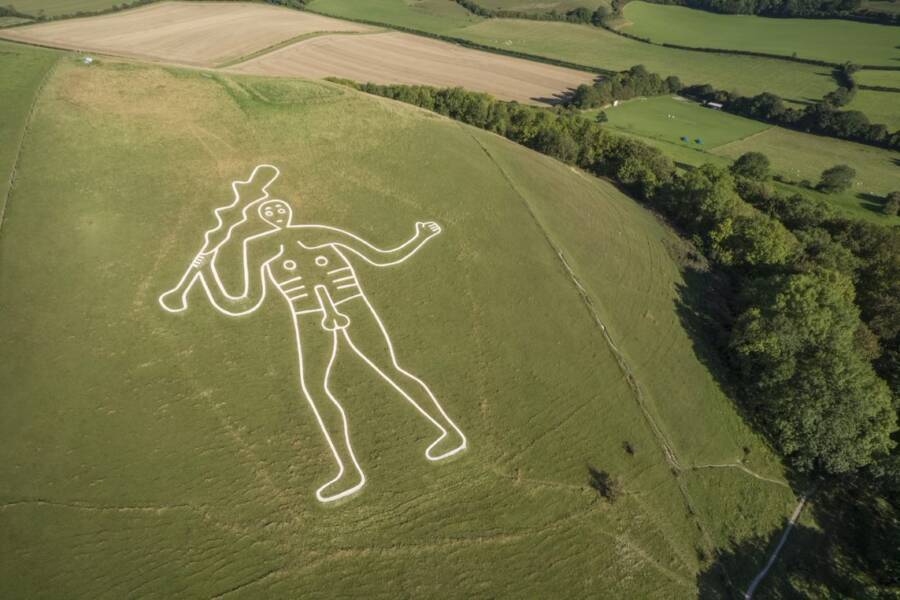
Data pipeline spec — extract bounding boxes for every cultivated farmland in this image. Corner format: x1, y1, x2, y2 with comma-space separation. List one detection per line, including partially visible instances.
0, 1, 375, 67
620, 1, 900, 66
0, 45, 798, 597
229, 31, 597, 104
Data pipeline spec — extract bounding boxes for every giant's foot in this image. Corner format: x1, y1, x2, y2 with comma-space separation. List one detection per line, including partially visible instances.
425, 428, 467, 461
315, 466, 365, 503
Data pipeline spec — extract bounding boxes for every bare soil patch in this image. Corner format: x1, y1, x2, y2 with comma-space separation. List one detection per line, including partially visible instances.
228, 31, 596, 104
0, 1, 374, 67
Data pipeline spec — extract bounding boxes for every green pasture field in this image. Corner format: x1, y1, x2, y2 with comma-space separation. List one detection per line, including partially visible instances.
599, 95, 771, 149
0, 42, 57, 206
478, 0, 608, 11
0, 44, 798, 596
308, 0, 837, 104
589, 96, 900, 224
714, 128, 900, 221
847, 88, 900, 130
855, 69, 900, 88
310, 0, 479, 33
620, 1, 900, 66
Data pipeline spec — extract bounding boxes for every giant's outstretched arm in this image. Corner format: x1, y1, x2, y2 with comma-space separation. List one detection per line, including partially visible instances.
295, 221, 441, 266
159, 236, 281, 316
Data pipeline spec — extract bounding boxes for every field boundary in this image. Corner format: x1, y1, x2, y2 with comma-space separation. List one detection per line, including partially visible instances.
0, 56, 56, 236
216, 29, 383, 68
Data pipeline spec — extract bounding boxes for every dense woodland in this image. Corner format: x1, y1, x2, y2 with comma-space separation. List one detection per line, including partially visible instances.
331, 78, 900, 593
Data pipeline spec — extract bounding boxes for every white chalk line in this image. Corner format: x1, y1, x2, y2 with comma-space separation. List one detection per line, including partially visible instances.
159, 166, 466, 503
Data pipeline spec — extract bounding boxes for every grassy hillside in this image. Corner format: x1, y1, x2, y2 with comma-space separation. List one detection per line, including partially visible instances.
0, 47, 797, 596
620, 1, 900, 66
309, 0, 836, 103
0, 41, 57, 210
479, 0, 608, 10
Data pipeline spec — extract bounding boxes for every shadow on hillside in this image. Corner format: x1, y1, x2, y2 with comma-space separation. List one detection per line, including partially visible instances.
532, 76, 605, 106
671, 262, 737, 406
858, 192, 888, 215
697, 487, 900, 599
697, 523, 825, 599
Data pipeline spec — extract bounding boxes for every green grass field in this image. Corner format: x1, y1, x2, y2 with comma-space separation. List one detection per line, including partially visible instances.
479, 0, 607, 11
847, 88, 900, 130
592, 96, 900, 224
309, 0, 837, 104
599, 95, 771, 149
620, 1, 900, 66
312, 0, 479, 33
7, 0, 137, 17
0, 42, 798, 596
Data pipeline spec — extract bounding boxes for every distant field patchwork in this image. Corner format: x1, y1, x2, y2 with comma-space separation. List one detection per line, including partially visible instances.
7, 0, 131, 17
229, 31, 597, 104
0, 1, 375, 66
308, 1, 838, 104
595, 96, 900, 224
621, 1, 900, 66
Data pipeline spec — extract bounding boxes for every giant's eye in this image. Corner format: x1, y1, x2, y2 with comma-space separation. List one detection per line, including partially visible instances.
265, 211, 273, 217
277, 208, 286, 214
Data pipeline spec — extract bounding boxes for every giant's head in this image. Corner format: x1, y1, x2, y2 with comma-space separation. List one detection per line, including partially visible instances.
258, 199, 293, 228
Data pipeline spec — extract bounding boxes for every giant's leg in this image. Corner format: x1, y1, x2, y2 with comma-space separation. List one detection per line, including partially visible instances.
292, 311, 365, 502
338, 298, 467, 461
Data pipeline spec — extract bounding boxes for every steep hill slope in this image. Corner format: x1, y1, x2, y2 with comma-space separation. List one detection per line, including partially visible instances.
0, 50, 796, 597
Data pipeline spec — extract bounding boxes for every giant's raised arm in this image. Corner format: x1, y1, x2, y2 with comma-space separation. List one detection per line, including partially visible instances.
294, 222, 441, 266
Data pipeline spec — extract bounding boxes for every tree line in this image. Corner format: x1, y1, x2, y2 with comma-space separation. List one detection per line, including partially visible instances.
330, 78, 900, 589
681, 81, 900, 150
638, 0, 900, 23
566, 64, 682, 109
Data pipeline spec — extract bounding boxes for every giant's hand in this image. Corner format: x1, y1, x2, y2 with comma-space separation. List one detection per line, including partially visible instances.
415, 221, 442, 241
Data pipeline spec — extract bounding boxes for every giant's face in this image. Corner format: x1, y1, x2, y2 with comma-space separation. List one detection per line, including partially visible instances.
259, 200, 292, 228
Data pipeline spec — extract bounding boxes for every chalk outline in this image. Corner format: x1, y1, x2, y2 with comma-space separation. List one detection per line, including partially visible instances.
159, 166, 467, 503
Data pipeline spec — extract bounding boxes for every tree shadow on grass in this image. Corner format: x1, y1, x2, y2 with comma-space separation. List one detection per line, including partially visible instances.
669, 257, 739, 410
698, 487, 900, 599
697, 524, 826, 599
857, 192, 888, 216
